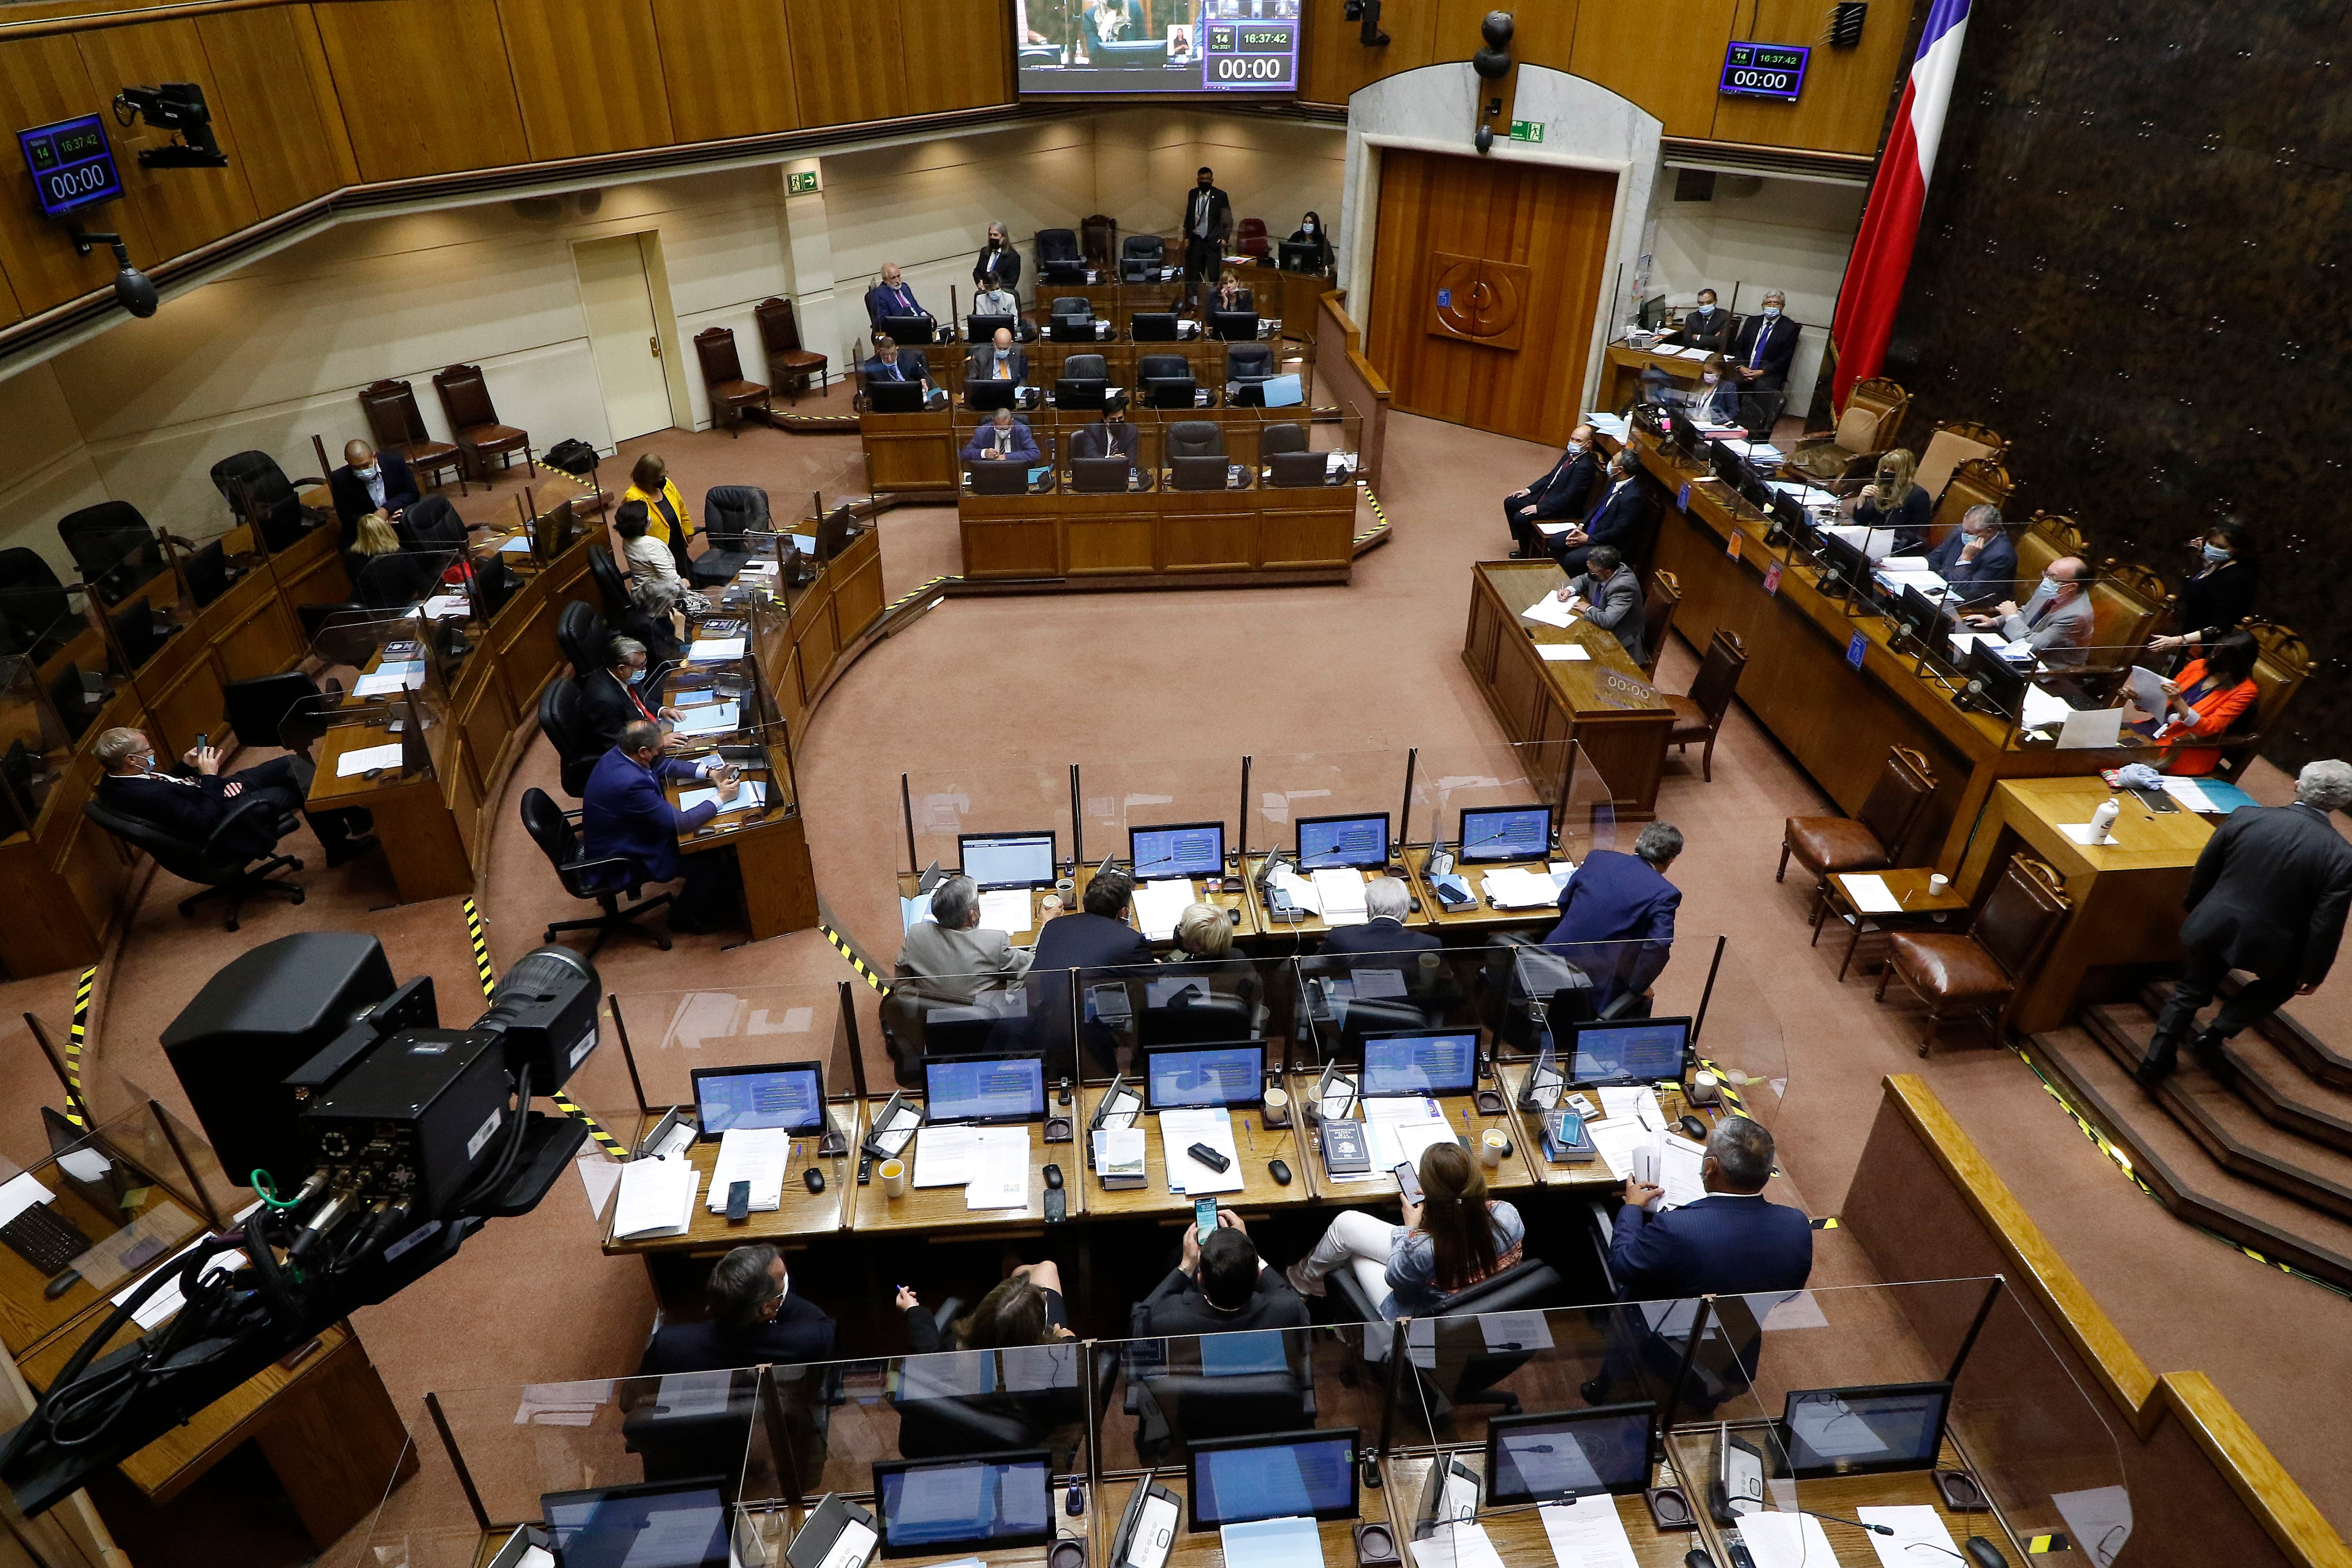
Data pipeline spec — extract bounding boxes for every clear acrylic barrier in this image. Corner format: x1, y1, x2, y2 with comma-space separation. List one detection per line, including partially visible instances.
1405, 741, 1567, 859
0, 572, 87, 672
601, 983, 863, 1143
900, 759, 1077, 882
91, 533, 191, 679
0, 654, 74, 834
1244, 748, 1410, 868
1080, 751, 1242, 876
1088, 1321, 1378, 1476
315, 606, 453, 779
1072, 954, 1281, 1085
1655, 939, 1789, 1144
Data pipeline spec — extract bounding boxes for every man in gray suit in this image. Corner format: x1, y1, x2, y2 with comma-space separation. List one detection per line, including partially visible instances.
1554, 544, 1646, 667
2138, 760, 2352, 1082
1966, 554, 2095, 667
966, 327, 1029, 386
893, 875, 1033, 1005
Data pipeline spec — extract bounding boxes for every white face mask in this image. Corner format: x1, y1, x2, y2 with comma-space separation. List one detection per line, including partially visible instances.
1762, 304, 1782, 318
1695, 302, 1714, 314
1701, 373, 1719, 386
1303, 221, 1316, 233
356, 464, 378, 479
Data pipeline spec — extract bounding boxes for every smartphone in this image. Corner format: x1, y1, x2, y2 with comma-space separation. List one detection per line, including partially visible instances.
1393, 1160, 1423, 1204
195, 732, 208, 752
1193, 1196, 1217, 1241
1435, 880, 1474, 908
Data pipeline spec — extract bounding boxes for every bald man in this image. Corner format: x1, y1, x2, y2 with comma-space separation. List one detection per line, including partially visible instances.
327, 440, 419, 549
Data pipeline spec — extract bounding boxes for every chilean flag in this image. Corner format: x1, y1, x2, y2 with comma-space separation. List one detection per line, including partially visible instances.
1829, 0, 1971, 409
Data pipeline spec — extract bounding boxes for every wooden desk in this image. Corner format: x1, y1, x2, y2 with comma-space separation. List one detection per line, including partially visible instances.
0, 1187, 206, 1359
600, 1103, 863, 1253
1953, 777, 2210, 1034
1488, 1064, 1700, 1190
1599, 341, 1708, 410
893, 874, 1066, 944
850, 1103, 1078, 1235
312, 719, 473, 901
1399, 845, 1561, 939
958, 481, 1354, 588
1238, 858, 1426, 944
1249, 260, 1336, 342
1073, 863, 1263, 944
1074, 1083, 1312, 1218
861, 406, 957, 495
1463, 562, 1675, 817
664, 729, 819, 943
1669, 1432, 2022, 1567
1815, 868, 1970, 981
1385, 1453, 1692, 1568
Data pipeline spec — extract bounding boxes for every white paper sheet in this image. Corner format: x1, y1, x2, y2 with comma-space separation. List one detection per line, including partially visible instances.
915, 1126, 980, 1187
1132, 879, 1196, 939
334, 741, 406, 778
977, 888, 1036, 935
2124, 664, 2170, 716
1843, 873, 1902, 914
1160, 1108, 1242, 1194
2058, 705, 2126, 749
0, 1173, 56, 1226
1482, 867, 1561, 908
679, 781, 766, 814
964, 1127, 1032, 1210
671, 701, 739, 736
612, 1155, 700, 1239
685, 636, 746, 661
2021, 684, 2076, 731
1269, 868, 1322, 915
1537, 643, 1592, 661
1537, 1498, 1640, 1568
575, 1153, 623, 1220
111, 1235, 248, 1330
2050, 1484, 2133, 1566
1410, 1522, 1504, 1568
421, 594, 470, 620
1520, 594, 1580, 629
1732, 1512, 1836, 1568
1585, 1119, 1650, 1181
1312, 868, 1368, 925
706, 1126, 788, 1212
352, 662, 426, 697
1652, 1132, 1708, 1208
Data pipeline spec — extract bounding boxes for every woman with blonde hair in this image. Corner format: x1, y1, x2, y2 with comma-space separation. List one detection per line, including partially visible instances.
1287, 1141, 1524, 1318
1161, 901, 1261, 1016
897, 1261, 1072, 1350
348, 511, 439, 609
1852, 446, 1931, 554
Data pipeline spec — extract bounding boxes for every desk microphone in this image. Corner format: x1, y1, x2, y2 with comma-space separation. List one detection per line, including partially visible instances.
1796, 1510, 1893, 1536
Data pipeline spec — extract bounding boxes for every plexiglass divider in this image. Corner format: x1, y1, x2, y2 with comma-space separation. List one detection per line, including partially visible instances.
899, 761, 1080, 885
601, 983, 867, 1156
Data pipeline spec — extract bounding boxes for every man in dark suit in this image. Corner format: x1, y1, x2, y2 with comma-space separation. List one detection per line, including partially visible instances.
972, 222, 1022, 294
1926, 503, 2018, 604
582, 719, 743, 934
860, 336, 935, 395
638, 1246, 836, 1374
863, 263, 925, 328
1071, 408, 1141, 472
960, 408, 1042, 466
1030, 868, 1156, 1070
966, 327, 1029, 387
1181, 166, 1232, 310
94, 725, 374, 867
1726, 290, 1800, 432
580, 636, 686, 753
1556, 545, 1646, 667
2138, 760, 2352, 1082
1666, 287, 1731, 353
1141, 1210, 1311, 1337
328, 440, 419, 550
1559, 449, 1649, 575
1504, 424, 1597, 558
1582, 1116, 1812, 1404
1545, 822, 1682, 1009
1318, 876, 1438, 955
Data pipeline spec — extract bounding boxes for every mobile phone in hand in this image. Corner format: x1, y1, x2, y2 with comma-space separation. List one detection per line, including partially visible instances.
1194, 1196, 1217, 1241
1393, 1160, 1423, 1204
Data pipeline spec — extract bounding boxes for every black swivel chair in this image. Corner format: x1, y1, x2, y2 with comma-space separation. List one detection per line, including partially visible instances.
57, 501, 163, 606
1261, 423, 1308, 458
1226, 343, 1275, 390
1063, 352, 1109, 384
209, 450, 323, 552
83, 793, 304, 932
1137, 353, 1197, 409
539, 676, 604, 797
694, 486, 767, 586
0, 549, 75, 661
1328, 1259, 1567, 1423
588, 544, 631, 621
620, 1371, 759, 1485
1125, 1316, 1315, 1464
1120, 234, 1166, 283
1050, 296, 1092, 324
47, 662, 96, 742
519, 787, 672, 955
556, 600, 610, 678
1036, 228, 1084, 283
1167, 422, 1225, 460
397, 494, 467, 552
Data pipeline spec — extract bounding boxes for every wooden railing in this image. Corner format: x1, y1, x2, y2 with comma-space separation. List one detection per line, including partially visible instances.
1315, 290, 1391, 496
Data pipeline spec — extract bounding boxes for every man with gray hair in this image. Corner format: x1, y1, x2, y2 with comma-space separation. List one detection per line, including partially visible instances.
1926, 502, 2018, 600
2138, 759, 2352, 1082
1318, 874, 1438, 955
1557, 544, 1646, 667
894, 873, 1034, 1005
639, 1243, 835, 1373
95, 725, 374, 867
1543, 822, 1684, 1010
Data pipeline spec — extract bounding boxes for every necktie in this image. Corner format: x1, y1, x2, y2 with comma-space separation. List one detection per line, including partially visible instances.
881, 362, 899, 381
2027, 593, 2052, 628
1749, 322, 1768, 369
996, 431, 1009, 454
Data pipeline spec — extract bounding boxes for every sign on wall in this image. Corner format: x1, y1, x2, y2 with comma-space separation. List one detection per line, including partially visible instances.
1718, 41, 1811, 102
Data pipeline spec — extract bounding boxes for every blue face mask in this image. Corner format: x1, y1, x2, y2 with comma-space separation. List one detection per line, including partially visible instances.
1761, 304, 1782, 318
1694, 302, 1714, 315
2201, 543, 2231, 565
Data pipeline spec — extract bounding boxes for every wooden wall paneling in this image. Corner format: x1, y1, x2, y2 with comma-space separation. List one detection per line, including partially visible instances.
1063, 511, 1155, 575
311, 0, 529, 183
897, 0, 1013, 116
194, 8, 356, 215
1298, 0, 1440, 107
650, 0, 801, 143
1709, 0, 1910, 153
1567, 0, 1740, 137
71, 21, 260, 265
785, 0, 907, 128
283, 4, 363, 188
0, 35, 160, 317
495, 0, 676, 160
1161, 505, 1253, 572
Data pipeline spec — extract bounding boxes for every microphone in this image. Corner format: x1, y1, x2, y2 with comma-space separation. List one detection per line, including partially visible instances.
1796, 1510, 1893, 1536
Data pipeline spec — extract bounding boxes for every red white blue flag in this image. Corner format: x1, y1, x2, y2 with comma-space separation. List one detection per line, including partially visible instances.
1829, 0, 1971, 408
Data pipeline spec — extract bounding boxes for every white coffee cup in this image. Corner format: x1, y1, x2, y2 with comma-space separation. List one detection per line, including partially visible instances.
879, 1158, 907, 1199
1479, 1129, 1508, 1170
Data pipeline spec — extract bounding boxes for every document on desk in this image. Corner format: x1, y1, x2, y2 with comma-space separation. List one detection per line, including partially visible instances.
1732, 1512, 1835, 1568
1854, 1505, 1960, 1568
1132, 879, 1196, 939
1270, 868, 1322, 915
1520, 594, 1580, 629
1537, 642, 1592, 661
685, 636, 746, 661
671, 701, 739, 737
612, 1155, 701, 1239
1410, 1521, 1505, 1568
1633, 1131, 1708, 1209
976, 888, 1035, 935
1482, 867, 1562, 909
1220, 1517, 1325, 1568
1538, 1498, 1640, 1568
1364, 1096, 1450, 1174
706, 1126, 787, 1211
421, 593, 471, 620
679, 780, 767, 814
1313, 868, 1368, 925
1597, 1086, 1666, 1130
1843, 873, 1903, 914
2058, 705, 2126, 749
964, 1127, 1031, 1210
2020, 683, 2076, 732
1160, 1108, 1242, 1194
1584, 1118, 1650, 1181
915, 1126, 981, 1187
352, 661, 426, 697
334, 741, 406, 778
2161, 776, 2253, 813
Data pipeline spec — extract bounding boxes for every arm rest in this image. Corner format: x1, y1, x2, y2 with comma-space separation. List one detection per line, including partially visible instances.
559, 849, 646, 894
199, 794, 289, 860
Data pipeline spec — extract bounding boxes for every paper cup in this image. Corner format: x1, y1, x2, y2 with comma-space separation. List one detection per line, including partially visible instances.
879, 1158, 907, 1199
1927, 874, 1950, 895
1479, 1129, 1508, 1170
1261, 1084, 1290, 1127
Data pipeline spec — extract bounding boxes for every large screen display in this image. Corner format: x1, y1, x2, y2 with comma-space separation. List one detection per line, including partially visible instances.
1019, 0, 1300, 96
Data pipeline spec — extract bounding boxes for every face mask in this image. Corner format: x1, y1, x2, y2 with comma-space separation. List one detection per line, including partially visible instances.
356, 465, 378, 479
2201, 543, 2231, 565
1762, 304, 1782, 318
1567, 441, 1586, 455
1695, 302, 1714, 315
1303, 221, 1316, 233
1701, 373, 1719, 386
2042, 575, 2063, 593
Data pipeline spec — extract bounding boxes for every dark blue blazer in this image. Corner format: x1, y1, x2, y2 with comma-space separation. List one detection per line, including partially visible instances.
1318, 915, 1438, 956
1728, 313, 1800, 386
865, 279, 926, 327
636, 1297, 836, 1374
1608, 1192, 1813, 1301
1926, 528, 2018, 601
582, 747, 715, 883
861, 350, 931, 385
1524, 449, 1599, 520
329, 451, 420, 541
1028, 909, 1155, 1059
961, 421, 1042, 465
1581, 478, 1652, 555
97, 769, 271, 856
1544, 849, 1680, 998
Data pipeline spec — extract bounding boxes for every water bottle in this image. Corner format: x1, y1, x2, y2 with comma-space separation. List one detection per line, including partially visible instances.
2090, 797, 2121, 844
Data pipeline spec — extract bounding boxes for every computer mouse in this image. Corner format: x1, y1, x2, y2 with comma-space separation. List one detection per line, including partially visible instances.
1678, 1114, 1708, 1141
1044, 1163, 1064, 1190
802, 1168, 825, 1194
1268, 1158, 1293, 1186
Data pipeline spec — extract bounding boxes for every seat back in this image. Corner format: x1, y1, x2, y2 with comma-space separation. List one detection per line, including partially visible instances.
1079, 215, 1117, 269
58, 501, 160, 601
2223, 621, 2311, 778
1227, 343, 1273, 382
184, 540, 229, 607
433, 364, 499, 429
1138, 353, 1188, 384
1136, 993, 1253, 1049
1063, 352, 1108, 382
1121, 235, 1164, 264
1235, 216, 1269, 256
1050, 295, 1092, 320
1686, 629, 1747, 725
398, 494, 466, 551
754, 296, 803, 356
556, 599, 609, 677
1970, 856, 2071, 980
0, 548, 71, 637
703, 486, 769, 547
1640, 570, 1681, 675
1167, 422, 1224, 459
1261, 422, 1307, 456
539, 677, 601, 796
1035, 227, 1080, 263
47, 662, 93, 741
358, 378, 433, 449
1335, 996, 1437, 1059
1838, 378, 1908, 453
520, 786, 584, 874
694, 326, 747, 387
210, 451, 301, 527
1923, 455, 2012, 549
1134, 1369, 1310, 1461
587, 545, 630, 618
1913, 421, 2005, 503
2013, 510, 2087, 583
224, 672, 324, 752
2086, 560, 2170, 653
85, 794, 260, 884
1855, 746, 1937, 862
621, 1376, 757, 1484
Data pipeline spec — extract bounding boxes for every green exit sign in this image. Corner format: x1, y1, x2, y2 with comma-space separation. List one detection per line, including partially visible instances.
1508, 119, 1544, 143
787, 169, 820, 194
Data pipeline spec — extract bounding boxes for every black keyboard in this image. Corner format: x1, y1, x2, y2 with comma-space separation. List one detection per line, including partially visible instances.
2, 1203, 92, 1277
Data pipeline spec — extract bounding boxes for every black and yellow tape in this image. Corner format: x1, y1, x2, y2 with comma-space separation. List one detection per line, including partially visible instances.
1810, 1216, 1840, 1230
463, 897, 495, 1001
2025, 1532, 2070, 1553
821, 923, 891, 995
62, 966, 95, 1129
1352, 487, 1390, 547
551, 1087, 626, 1160
1693, 1056, 1748, 1115
885, 575, 957, 617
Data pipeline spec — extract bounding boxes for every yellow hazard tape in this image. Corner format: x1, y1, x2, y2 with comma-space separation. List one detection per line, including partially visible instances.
885, 575, 956, 616
2025, 1532, 2069, 1553
1810, 1216, 1840, 1230
468, 900, 618, 1157
62, 966, 95, 1129
821, 923, 891, 995
1351, 486, 1389, 546
462, 897, 495, 1001
550, 1087, 625, 1160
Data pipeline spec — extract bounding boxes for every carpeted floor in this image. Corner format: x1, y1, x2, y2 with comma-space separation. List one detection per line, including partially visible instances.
38, 386, 2352, 1543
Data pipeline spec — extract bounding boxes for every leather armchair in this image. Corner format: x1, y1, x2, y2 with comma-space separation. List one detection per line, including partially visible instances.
754, 296, 828, 402
359, 378, 467, 494
1779, 746, 1937, 902
538, 676, 603, 797
694, 326, 771, 436
433, 363, 535, 481
1875, 855, 2070, 1053
1784, 377, 1908, 490
1661, 629, 1746, 781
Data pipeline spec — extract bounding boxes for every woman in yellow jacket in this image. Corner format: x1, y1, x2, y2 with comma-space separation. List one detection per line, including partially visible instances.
622, 453, 695, 578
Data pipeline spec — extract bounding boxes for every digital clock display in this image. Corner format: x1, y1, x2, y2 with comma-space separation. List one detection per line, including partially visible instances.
18, 113, 123, 219
1019, 0, 1297, 97
1718, 41, 1811, 102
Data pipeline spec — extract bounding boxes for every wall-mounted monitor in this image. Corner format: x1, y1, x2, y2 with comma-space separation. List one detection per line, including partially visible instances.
1718, 41, 1810, 102
18, 114, 123, 219
1021, 0, 1300, 97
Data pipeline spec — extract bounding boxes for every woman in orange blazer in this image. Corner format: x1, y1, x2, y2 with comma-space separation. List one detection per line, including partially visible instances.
621, 453, 695, 577
2128, 631, 2259, 776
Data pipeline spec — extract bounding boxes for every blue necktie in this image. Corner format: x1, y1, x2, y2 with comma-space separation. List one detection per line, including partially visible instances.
1750, 322, 1769, 369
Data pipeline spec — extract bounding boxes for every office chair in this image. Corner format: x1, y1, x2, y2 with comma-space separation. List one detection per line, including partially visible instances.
537, 677, 603, 797
1120, 234, 1166, 283
1127, 1330, 1314, 1462
45, 661, 96, 742
1136, 994, 1255, 1049
57, 501, 164, 606
1137, 353, 1196, 409
1049, 295, 1092, 322
84, 793, 303, 932
621, 1370, 758, 1484
1330, 1260, 1566, 1422
694, 326, 772, 436
397, 494, 467, 552
1226, 343, 1275, 387
183, 538, 230, 608
890, 1366, 1051, 1460
0, 549, 74, 661
1063, 352, 1109, 384
433, 363, 535, 481
520, 787, 673, 954
556, 599, 610, 678
359, 377, 467, 495
586, 543, 630, 621
1235, 217, 1270, 258
1260, 423, 1307, 458
1039, 225, 1088, 283
210, 450, 322, 552
1166, 422, 1225, 460
692, 485, 766, 586
224, 672, 336, 757
755, 296, 829, 402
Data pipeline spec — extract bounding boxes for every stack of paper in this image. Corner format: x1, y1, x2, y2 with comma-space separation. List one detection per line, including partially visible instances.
1537, 1499, 1639, 1568
1410, 1521, 1505, 1568
686, 636, 747, 661
1520, 595, 1580, 629
1597, 1087, 1666, 1130
1843, 873, 1902, 914
2021, 684, 2076, 732
613, 1156, 701, 1239
1630, 1131, 1708, 1209
1584, 1119, 1651, 1182
1482, 867, 1562, 908
1312, 869, 1368, 925
681, 780, 766, 814
2160, 776, 2253, 813
1160, 1108, 1242, 1194
706, 1127, 788, 1212
915, 1126, 982, 1187
1093, 1125, 1147, 1187
1132, 879, 1197, 939
976, 888, 1035, 935
1364, 1095, 1453, 1175
1537, 644, 1592, 662
1269, 868, 1323, 915
964, 1127, 1032, 1210
421, 593, 470, 619
334, 741, 405, 778
672, 701, 739, 737
352, 661, 426, 697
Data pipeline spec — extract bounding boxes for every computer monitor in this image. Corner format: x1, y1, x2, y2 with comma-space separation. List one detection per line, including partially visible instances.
1049, 318, 1098, 343
1457, 805, 1551, 864
542, 1478, 731, 1568
878, 312, 934, 345
1130, 820, 1225, 879
1131, 311, 1180, 342
1072, 455, 1132, 492
1054, 377, 1108, 410
1267, 450, 1328, 487
1144, 1043, 1265, 1109
1893, 582, 1953, 651
1963, 639, 2028, 718
1360, 1031, 1479, 1097
1765, 490, 1806, 541
923, 1053, 1047, 1124
967, 312, 1017, 342
1482, 1404, 1657, 1505
1708, 440, 1745, 490
1738, 469, 1773, 513
873, 1452, 1055, 1558
1561, 1016, 1692, 1085
968, 460, 1030, 495
1210, 310, 1258, 342
1171, 454, 1228, 490
1296, 812, 1389, 870
867, 379, 927, 414
959, 830, 1057, 890
1819, 528, 1873, 599
967, 378, 1019, 411
1780, 1382, 1952, 1480
690, 1061, 825, 1140
1144, 375, 1198, 409
1278, 240, 1323, 273
1186, 1429, 1360, 1531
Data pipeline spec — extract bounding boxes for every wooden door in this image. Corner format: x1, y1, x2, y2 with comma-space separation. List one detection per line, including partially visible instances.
1365, 150, 1618, 446
573, 233, 678, 442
